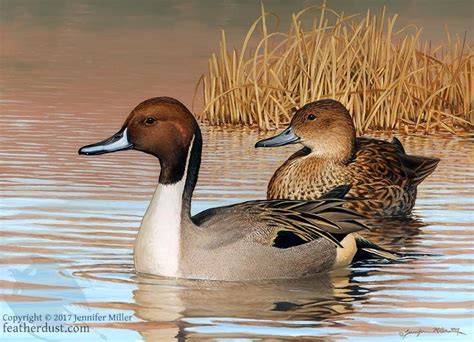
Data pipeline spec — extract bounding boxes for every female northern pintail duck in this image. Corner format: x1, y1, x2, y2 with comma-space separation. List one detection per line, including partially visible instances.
255, 99, 440, 217
78, 97, 375, 281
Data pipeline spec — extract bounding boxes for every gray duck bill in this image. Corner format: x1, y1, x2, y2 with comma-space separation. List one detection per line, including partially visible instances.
255, 126, 300, 148
78, 127, 133, 155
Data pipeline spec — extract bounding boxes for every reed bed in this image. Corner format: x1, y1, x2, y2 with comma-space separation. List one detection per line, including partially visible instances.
195, 4, 473, 133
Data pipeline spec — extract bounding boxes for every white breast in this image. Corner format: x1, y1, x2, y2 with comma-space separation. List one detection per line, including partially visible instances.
134, 179, 185, 277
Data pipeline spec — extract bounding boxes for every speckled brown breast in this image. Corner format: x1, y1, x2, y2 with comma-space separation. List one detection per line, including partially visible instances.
268, 152, 351, 201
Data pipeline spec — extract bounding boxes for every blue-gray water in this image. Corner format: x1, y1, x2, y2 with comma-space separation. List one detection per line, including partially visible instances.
1, 1, 473, 341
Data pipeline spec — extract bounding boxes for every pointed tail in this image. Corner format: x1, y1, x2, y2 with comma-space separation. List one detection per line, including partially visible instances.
411, 157, 440, 185
353, 234, 400, 262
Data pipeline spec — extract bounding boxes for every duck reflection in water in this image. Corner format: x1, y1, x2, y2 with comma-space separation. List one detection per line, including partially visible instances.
128, 268, 383, 341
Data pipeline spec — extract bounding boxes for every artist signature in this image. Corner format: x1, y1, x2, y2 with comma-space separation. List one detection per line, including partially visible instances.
399, 327, 466, 339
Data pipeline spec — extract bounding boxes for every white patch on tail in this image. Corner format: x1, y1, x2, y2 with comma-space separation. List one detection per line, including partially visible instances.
333, 233, 357, 269
134, 136, 194, 277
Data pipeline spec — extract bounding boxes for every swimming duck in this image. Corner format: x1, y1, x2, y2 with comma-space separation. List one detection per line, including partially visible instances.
78, 97, 375, 281
255, 99, 440, 217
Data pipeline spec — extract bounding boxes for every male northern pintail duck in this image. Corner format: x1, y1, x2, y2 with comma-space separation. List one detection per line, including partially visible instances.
77, 97, 387, 281
255, 99, 440, 217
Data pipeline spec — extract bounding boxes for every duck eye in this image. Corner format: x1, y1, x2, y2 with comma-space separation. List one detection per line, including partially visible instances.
145, 117, 156, 125
307, 114, 316, 121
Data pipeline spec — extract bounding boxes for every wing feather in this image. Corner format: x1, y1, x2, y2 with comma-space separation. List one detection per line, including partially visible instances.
193, 198, 368, 249
256, 199, 368, 248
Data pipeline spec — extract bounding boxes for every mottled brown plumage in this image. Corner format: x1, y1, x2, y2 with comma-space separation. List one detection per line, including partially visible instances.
257, 99, 440, 217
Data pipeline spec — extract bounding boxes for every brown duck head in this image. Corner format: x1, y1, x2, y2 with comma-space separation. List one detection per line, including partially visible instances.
255, 99, 356, 162
78, 97, 201, 185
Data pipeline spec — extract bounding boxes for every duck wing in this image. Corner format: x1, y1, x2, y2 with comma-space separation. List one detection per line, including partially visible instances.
193, 198, 368, 249
319, 184, 351, 199
351, 137, 440, 188
349, 137, 412, 191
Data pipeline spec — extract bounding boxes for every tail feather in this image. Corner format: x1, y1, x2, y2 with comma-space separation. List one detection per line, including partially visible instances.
353, 234, 399, 262
412, 157, 440, 185
391, 137, 440, 185
401, 155, 440, 185
360, 247, 399, 260
391, 137, 406, 154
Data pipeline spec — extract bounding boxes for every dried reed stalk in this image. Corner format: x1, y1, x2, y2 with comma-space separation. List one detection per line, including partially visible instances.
196, 3, 473, 133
